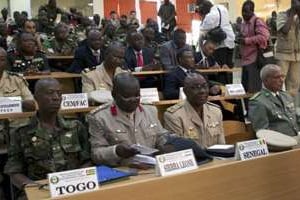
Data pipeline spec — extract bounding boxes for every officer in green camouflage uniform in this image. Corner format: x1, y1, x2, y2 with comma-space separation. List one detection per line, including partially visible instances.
43, 22, 77, 56
4, 78, 90, 198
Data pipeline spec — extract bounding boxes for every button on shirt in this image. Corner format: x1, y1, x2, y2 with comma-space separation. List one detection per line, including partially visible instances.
200, 5, 235, 49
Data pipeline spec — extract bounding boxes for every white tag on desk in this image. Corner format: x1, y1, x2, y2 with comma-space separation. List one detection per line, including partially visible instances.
155, 149, 198, 177
235, 138, 269, 161
61, 93, 88, 110
140, 88, 159, 103
225, 84, 246, 96
48, 167, 98, 198
0, 97, 22, 114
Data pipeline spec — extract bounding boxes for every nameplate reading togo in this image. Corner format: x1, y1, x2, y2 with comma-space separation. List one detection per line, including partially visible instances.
236, 138, 269, 161
225, 84, 246, 96
48, 167, 98, 198
0, 96, 22, 114
140, 88, 159, 103
155, 149, 198, 176
61, 93, 88, 110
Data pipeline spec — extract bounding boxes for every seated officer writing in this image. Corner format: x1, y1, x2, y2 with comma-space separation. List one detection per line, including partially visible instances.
163, 48, 221, 100
164, 72, 225, 148
248, 64, 299, 136
4, 78, 90, 198
87, 73, 169, 166
7, 32, 50, 75
81, 42, 127, 93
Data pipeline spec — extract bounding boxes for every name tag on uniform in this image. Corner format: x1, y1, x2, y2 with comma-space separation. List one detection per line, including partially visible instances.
235, 139, 269, 161
61, 93, 88, 110
140, 88, 159, 103
0, 96, 22, 114
48, 167, 98, 198
225, 84, 246, 96
155, 149, 198, 176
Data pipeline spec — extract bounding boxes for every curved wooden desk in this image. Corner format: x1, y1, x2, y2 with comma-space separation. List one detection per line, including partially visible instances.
25, 149, 300, 200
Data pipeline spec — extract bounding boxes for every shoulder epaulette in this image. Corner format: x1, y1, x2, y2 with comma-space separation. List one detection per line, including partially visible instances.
250, 91, 262, 100
90, 103, 110, 115
207, 102, 220, 108
8, 71, 29, 86
166, 101, 184, 113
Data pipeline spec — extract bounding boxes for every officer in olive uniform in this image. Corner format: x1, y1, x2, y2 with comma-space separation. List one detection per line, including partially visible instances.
81, 43, 127, 93
87, 73, 168, 166
249, 64, 299, 137
4, 78, 90, 198
164, 72, 225, 148
7, 32, 50, 73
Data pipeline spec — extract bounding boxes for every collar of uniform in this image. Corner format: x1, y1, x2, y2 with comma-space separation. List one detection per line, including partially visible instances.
90, 47, 101, 55
262, 87, 280, 96
178, 65, 188, 73
30, 114, 71, 132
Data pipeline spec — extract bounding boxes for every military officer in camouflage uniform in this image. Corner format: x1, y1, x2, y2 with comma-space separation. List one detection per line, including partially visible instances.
164, 72, 225, 148
7, 32, 49, 74
43, 22, 77, 56
4, 78, 90, 198
249, 64, 299, 137
87, 73, 168, 166
0, 47, 36, 200
82, 42, 127, 93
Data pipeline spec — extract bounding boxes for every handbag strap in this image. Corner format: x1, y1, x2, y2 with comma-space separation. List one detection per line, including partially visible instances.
217, 7, 222, 27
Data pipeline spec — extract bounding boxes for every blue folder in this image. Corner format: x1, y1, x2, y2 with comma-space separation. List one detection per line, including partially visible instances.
96, 165, 133, 183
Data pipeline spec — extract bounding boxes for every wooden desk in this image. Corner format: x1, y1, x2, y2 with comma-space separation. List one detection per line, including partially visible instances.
47, 56, 74, 71
24, 72, 81, 93
0, 94, 252, 120
25, 149, 300, 200
47, 56, 74, 60
131, 68, 241, 76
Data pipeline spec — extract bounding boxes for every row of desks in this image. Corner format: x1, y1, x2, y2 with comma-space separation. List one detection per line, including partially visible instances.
0, 94, 252, 120
25, 148, 300, 200
23, 68, 241, 80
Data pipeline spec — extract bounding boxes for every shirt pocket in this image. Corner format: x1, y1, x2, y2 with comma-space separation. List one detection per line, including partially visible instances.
3, 87, 22, 97
206, 121, 222, 142
112, 129, 130, 144
143, 123, 159, 147
25, 137, 51, 161
60, 131, 81, 153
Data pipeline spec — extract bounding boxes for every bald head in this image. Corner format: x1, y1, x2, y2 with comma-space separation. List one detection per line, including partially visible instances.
34, 78, 60, 97
112, 72, 140, 113
34, 78, 62, 112
183, 72, 209, 107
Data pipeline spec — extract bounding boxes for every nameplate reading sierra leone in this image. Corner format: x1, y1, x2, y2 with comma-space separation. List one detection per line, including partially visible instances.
236, 138, 269, 161
155, 149, 198, 176
61, 93, 88, 110
48, 167, 98, 198
0, 96, 22, 114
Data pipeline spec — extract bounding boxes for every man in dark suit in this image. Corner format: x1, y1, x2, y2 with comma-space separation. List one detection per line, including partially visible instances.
125, 31, 160, 88
163, 48, 220, 100
159, 29, 192, 71
68, 29, 104, 73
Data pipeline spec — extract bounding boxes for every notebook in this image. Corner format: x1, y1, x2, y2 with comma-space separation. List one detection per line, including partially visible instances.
96, 165, 133, 183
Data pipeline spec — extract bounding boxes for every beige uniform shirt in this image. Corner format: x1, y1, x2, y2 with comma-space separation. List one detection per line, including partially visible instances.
81, 63, 127, 93
87, 103, 168, 166
164, 101, 225, 148
0, 71, 33, 100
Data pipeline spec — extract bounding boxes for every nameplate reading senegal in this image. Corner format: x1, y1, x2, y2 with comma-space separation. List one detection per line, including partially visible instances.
236, 138, 269, 161
0, 97, 22, 114
155, 149, 198, 176
61, 93, 88, 110
48, 167, 98, 198
225, 84, 246, 96
140, 88, 159, 103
